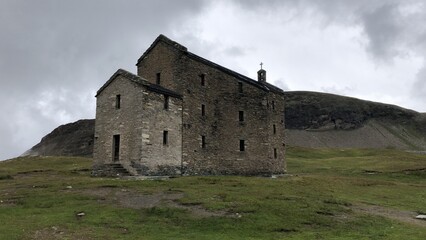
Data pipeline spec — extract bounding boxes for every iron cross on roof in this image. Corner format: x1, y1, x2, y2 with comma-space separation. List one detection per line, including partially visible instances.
260, 62, 263, 70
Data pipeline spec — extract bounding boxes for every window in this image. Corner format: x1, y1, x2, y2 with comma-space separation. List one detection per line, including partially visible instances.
274, 148, 277, 159
200, 74, 205, 86
201, 135, 206, 148
201, 104, 205, 116
156, 72, 161, 84
115, 94, 121, 109
240, 140, 245, 151
164, 95, 169, 110
273, 124, 276, 134
239, 111, 244, 122
163, 131, 168, 145
238, 82, 243, 93
272, 101, 275, 110
112, 135, 120, 162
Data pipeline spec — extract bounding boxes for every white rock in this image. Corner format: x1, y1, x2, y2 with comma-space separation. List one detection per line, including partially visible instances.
415, 214, 426, 220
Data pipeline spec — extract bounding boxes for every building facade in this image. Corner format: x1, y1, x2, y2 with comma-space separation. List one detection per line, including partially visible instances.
93, 35, 286, 176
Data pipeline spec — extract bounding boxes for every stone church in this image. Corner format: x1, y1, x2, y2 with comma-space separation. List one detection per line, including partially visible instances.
93, 35, 286, 176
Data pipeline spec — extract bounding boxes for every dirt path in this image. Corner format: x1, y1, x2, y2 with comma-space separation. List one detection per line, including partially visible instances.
352, 203, 426, 227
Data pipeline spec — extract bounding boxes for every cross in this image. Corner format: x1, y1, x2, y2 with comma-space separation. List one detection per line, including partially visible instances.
260, 62, 263, 70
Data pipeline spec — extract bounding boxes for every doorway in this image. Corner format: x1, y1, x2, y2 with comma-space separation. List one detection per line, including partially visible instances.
113, 135, 120, 162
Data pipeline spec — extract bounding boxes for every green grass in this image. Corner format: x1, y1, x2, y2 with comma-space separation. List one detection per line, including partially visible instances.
0, 148, 425, 239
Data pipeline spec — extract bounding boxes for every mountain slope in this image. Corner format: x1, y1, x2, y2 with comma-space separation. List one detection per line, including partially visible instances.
21, 119, 95, 157
284, 91, 426, 150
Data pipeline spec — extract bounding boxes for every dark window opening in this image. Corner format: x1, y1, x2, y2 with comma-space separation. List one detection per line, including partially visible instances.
274, 148, 277, 159
164, 95, 169, 110
201, 135, 206, 148
163, 131, 168, 145
112, 135, 120, 162
273, 124, 276, 134
239, 111, 244, 122
115, 95, 121, 109
272, 101, 275, 110
240, 140, 245, 151
156, 72, 161, 84
238, 82, 243, 93
200, 74, 205, 86
201, 104, 205, 116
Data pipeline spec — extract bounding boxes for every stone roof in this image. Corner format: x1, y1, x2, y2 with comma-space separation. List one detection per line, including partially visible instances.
96, 68, 182, 98
136, 34, 284, 95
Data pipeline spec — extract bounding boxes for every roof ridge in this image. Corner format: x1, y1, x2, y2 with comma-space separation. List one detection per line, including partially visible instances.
96, 68, 181, 98
136, 34, 187, 64
136, 35, 284, 94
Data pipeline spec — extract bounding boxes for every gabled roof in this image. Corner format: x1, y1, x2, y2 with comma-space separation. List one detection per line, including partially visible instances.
136, 34, 284, 95
96, 68, 182, 99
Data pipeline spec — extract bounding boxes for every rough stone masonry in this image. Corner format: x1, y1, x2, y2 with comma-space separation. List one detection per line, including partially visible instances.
93, 35, 286, 176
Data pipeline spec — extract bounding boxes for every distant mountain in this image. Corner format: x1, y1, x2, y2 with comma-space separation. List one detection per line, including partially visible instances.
21, 119, 94, 157
22, 91, 426, 157
284, 91, 426, 150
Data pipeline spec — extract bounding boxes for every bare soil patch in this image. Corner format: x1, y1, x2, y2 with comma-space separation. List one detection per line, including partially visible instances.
352, 203, 426, 227
84, 187, 231, 218
30, 226, 93, 240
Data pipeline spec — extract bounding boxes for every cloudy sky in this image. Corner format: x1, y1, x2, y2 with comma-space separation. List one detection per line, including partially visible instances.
1, 0, 425, 160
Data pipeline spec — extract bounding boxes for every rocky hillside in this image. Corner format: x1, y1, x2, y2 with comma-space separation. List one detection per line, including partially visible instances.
21, 119, 95, 157
22, 91, 426, 157
284, 91, 426, 150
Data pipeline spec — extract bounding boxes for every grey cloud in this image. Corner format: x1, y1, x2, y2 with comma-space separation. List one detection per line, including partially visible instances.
360, 3, 406, 61
412, 66, 426, 99
231, 0, 421, 61
275, 78, 290, 91
224, 46, 246, 57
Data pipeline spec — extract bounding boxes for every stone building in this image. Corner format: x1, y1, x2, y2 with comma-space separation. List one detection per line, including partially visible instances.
93, 35, 286, 176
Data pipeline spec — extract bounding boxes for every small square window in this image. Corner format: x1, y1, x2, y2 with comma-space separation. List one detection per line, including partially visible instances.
239, 111, 244, 122
115, 95, 121, 109
163, 131, 168, 145
164, 95, 169, 110
240, 140, 245, 151
156, 72, 161, 84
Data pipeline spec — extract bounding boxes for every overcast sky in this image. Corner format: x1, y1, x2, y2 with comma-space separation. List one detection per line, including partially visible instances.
1, 0, 425, 160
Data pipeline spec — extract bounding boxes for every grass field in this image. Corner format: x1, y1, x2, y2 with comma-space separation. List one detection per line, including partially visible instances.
0, 147, 425, 239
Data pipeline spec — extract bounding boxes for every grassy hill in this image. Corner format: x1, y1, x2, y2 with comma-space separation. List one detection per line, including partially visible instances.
1, 148, 425, 239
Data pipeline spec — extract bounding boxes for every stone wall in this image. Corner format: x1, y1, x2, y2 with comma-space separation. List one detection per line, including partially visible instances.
137, 38, 286, 175
136, 89, 182, 175
93, 75, 144, 172
93, 72, 182, 176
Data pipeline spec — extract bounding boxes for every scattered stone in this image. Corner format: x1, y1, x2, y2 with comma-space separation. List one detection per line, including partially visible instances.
66, 186, 72, 189
76, 212, 85, 217
415, 214, 426, 220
